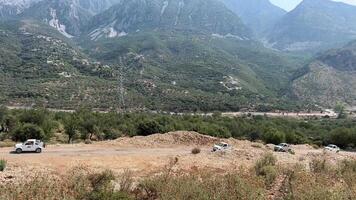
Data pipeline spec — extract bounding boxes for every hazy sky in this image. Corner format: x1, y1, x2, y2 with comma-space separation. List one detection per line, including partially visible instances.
270, 0, 356, 11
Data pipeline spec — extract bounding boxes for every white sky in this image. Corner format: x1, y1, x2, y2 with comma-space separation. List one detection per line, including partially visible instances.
270, 0, 356, 11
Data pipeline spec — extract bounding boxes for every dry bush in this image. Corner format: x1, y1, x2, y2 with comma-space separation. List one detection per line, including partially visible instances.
191, 147, 201, 154
0, 140, 15, 148
254, 153, 278, 186
281, 164, 352, 200
118, 169, 134, 193
309, 158, 330, 173
137, 170, 266, 200
0, 167, 132, 200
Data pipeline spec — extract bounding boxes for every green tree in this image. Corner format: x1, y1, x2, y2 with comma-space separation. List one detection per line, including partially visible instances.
12, 123, 45, 142
137, 120, 162, 136
335, 102, 347, 119
262, 128, 285, 144
63, 115, 79, 144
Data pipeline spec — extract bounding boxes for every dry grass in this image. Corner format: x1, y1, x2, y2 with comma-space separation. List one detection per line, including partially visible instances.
1, 157, 356, 200
0, 140, 15, 148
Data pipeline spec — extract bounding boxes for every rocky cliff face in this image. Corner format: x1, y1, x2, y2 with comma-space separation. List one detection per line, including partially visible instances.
85, 0, 251, 41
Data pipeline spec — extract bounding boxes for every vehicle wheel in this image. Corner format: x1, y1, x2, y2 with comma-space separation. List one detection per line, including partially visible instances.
35, 148, 42, 153
16, 148, 22, 154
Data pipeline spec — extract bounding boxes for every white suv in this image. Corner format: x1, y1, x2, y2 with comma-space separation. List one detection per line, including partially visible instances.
212, 142, 231, 152
14, 139, 45, 154
324, 144, 340, 153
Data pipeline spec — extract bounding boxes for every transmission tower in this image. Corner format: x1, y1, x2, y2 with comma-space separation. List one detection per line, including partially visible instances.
118, 57, 126, 110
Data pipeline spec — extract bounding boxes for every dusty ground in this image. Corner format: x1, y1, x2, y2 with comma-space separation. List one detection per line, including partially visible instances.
1, 131, 355, 183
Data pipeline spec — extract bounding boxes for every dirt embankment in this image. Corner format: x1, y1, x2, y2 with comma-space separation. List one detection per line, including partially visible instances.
1, 131, 355, 183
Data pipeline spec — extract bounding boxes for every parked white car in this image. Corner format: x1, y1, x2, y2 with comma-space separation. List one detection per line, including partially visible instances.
14, 139, 45, 154
212, 142, 231, 152
324, 144, 340, 153
274, 143, 291, 152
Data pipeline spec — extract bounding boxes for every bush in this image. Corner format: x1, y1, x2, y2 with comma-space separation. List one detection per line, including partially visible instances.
103, 129, 122, 140
255, 153, 277, 175
137, 120, 163, 136
12, 123, 45, 142
191, 148, 201, 154
259, 165, 277, 186
310, 158, 329, 173
0, 159, 6, 171
255, 153, 278, 186
262, 129, 285, 144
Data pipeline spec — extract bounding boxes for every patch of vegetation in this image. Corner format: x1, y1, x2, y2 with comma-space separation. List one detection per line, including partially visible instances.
255, 153, 278, 186
0, 159, 6, 172
1, 107, 356, 149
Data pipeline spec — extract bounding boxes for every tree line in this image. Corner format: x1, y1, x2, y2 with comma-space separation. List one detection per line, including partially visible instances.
0, 106, 355, 149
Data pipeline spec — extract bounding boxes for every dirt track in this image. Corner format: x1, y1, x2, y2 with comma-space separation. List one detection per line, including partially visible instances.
1, 131, 355, 182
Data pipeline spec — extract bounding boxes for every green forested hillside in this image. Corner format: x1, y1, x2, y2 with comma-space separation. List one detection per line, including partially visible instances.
0, 0, 310, 111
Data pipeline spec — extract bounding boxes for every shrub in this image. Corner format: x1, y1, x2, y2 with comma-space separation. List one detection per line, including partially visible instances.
310, 158, 329, 173
255, 153, 278, 186
191, 147, 201, 154
255, 153, 277, 175
118, 170, 134, 193
0, 159, 6, 171
259, 165, 277, 186
12, 123, 45, 142
262, 129, 285, 144
137, 120, 163, 136
0, 139, 15, 148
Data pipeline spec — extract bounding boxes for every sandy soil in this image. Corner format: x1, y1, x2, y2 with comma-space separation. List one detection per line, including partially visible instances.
1, 131, 355, 182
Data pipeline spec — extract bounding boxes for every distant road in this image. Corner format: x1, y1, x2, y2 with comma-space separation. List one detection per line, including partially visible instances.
4, 106, 339, 118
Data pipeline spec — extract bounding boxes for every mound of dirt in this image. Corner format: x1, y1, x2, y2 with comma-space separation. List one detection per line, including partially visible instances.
111, 131, 221, 147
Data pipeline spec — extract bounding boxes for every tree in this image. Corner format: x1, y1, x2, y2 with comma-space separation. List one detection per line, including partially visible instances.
335, 102, 347, 119
262, 128, 285, 144
137, 120, 162, 136
12, 123, 45, 142
63, 115, 79, 144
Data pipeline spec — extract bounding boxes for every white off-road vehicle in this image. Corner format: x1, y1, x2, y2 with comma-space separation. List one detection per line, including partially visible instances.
274, 143, 291, 152
212, 142, 231, 152
324, 144, 340, 153
14, 139, 45, 154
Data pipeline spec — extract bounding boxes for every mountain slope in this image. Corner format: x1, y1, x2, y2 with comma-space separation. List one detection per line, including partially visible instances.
78, 0, 304, 111
0, 0, 40, 18
267, 0, 356, 52
0, 20, 119, 109
219, 0, 286, 36
292, 41, 356, 107
21, 0, 122, 37
85, 0, 251, 41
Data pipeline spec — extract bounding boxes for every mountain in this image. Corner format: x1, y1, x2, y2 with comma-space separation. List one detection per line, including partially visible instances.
267, 0, 356, 52
292, 40, 356, 107
21, 0, 122, 37
0, 0, 307, 111
0, 20, 119, 109
78, 0, 303, 111
85, 0, 251, 41
0, 0, 40, 18
219, 0, 286, 37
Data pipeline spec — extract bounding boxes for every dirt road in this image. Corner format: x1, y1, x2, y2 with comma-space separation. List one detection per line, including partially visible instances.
1, 131, 355, 182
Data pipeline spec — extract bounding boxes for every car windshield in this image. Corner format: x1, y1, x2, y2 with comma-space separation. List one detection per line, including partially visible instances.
328, 145, 335, 148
